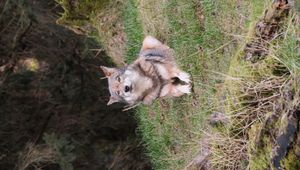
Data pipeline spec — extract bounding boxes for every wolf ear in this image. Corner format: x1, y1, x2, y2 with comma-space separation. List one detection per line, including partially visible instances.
141, 36, 163, 51
107, 96, 119, 105
100, 66, 117, 77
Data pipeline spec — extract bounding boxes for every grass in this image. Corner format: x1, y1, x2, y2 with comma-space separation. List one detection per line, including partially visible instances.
55, 0, 300, 169
17, 143, 56, 170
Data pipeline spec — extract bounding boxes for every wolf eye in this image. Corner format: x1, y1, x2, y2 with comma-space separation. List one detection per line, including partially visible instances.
125, 86, 130, 92
116, 76, 121, 82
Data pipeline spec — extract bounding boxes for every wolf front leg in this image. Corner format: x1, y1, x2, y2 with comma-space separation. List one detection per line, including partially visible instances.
142, 89, 160, 105
142, 95, 155, 105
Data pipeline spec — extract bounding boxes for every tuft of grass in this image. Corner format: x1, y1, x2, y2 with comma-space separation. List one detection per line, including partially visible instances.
210, 134, 248, 169
138, 0, 170, 40
17, 143, 57, 170
17, 133, 76, 170
273, 17, 300, 75
284, 146, 300, 170
91, 0, 127, 66
0, 0, 32, 52
55, 0, 126, 66
123, 0, 144, 63
55, 0, 109, 27
43, 133, 76, 170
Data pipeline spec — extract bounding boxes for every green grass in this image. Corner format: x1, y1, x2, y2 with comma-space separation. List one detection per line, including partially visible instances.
134, 0, 208, 168
123, 0, 144, 63
130, 0, 252, 169
275, 18, 300, 74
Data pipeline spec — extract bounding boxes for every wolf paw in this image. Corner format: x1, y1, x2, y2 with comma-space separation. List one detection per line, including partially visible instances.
177, 84, 191, 94
178, 72, 191, 84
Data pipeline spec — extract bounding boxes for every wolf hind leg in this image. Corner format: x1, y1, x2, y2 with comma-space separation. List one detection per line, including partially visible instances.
161, 83, 191, 97
168, 84, 191, 97
176, 84, 191, 94
177, 71, 191, 84
170, 67, 191, 84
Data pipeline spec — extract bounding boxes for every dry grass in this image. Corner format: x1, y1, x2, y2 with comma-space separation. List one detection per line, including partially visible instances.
92, 1, 127, 66
17, 143, 56, 170
138, 0, 170, 41
212, 0, 299, 169
212, 74, 291, 169
210, 134, 248, 170
108, 140, 151, 170
229, 75, 287, 132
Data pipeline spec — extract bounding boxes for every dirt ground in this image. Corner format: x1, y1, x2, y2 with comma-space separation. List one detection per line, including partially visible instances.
0, 0, 150, 169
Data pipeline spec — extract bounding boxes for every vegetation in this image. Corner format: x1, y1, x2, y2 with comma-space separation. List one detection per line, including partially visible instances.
1, 0, 299, 169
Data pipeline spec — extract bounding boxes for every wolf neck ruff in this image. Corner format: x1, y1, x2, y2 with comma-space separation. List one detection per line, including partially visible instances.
133, 51, 170, 102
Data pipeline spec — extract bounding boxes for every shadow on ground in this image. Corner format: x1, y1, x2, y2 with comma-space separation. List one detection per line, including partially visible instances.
0, 0, 151, 169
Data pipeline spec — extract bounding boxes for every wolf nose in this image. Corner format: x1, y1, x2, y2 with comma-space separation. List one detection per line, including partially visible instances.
125, 85, 131, 92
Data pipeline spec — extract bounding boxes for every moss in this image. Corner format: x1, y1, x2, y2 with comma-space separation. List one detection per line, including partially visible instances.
250, 151, 270, 170
249, 138, 273, 170
248, 107, 291, 169
56, 0, 109, 27
283, 150, 300, 170
248, 121, 277, 170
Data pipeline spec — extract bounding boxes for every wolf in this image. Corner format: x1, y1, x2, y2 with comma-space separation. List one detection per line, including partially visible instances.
100, 36, 191, 106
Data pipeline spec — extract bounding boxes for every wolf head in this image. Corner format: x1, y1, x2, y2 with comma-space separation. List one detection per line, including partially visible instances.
100, 65, 153, 106
100, 67, 141, 106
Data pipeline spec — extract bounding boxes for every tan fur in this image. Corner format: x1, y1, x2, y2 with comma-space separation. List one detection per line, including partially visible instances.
100, 36, 191, 106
